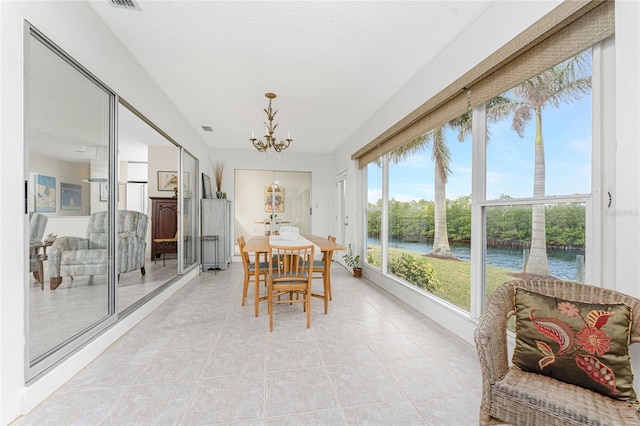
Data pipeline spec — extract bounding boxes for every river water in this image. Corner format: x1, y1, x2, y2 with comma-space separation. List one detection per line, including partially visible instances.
368, 237, 585, 282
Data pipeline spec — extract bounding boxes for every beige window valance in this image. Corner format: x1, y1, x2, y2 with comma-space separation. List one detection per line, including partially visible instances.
352, 0, 614, 168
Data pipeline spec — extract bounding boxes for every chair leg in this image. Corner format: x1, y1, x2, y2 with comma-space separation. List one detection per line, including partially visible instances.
306, 290, 311, 328
34, 271, 43, 290
141, 266, 146, 276
269, 285, 274, 332
255, 276, 262, 317
241, 273, 249, 306
50, 277, 62, 290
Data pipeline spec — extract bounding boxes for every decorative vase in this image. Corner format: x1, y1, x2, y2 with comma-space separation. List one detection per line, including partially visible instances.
216, 191, 223, 199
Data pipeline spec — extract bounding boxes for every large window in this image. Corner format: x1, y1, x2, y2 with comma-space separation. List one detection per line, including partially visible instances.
481, 49, 592, 306
385, 113, 473, 310
365, 161, 382, 269
360, 43, 606, 318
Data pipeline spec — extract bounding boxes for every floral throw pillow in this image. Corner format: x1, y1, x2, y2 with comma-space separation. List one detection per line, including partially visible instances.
513, 287, 637, 403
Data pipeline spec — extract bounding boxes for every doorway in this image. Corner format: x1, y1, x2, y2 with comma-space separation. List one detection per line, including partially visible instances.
234, 170, 311, 240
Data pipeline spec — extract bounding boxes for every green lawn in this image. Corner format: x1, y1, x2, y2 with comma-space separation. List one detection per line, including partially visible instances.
366, 245, 515, 311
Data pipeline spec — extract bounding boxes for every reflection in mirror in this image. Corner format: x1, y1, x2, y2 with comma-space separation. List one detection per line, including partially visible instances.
117, 103, 180, 313
25, 27, 184, 376
27, 30, 114, 364
234, 170, 311, 242
182, 150, 199, 271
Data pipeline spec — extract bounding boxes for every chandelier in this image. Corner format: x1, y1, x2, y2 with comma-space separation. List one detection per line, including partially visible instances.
250, 92, 292, 153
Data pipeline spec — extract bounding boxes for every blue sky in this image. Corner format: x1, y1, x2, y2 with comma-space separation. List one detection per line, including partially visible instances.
370, 93, 592, 204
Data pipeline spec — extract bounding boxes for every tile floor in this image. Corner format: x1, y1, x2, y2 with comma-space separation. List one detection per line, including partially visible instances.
14, 262, 482, 425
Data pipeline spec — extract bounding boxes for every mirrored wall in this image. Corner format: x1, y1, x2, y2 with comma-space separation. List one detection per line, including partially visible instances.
234, 170, 311, 240
25, 24, 192, 379
181, 150, 199, 271
26, 27, 117, 371
116, 103, 180, 314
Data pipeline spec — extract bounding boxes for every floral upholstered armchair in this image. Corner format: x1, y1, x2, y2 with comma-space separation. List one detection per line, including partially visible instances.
48, 210, 148, 290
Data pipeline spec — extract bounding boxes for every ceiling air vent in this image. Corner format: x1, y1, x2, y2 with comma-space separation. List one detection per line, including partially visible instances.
109, 0, 141, 11
202, 126, 214, 132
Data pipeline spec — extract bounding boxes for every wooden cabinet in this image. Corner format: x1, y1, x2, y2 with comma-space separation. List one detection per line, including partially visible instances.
150, 197, 177, 260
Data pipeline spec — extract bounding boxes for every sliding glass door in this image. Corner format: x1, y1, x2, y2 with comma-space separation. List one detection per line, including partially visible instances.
26, 26, 117, 377
24, 24, 196, 380
116, 102, 180, 314
181, 149, 199, 272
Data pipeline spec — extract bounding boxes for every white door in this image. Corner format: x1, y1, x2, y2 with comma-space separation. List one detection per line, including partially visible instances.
335, 171, 347, 247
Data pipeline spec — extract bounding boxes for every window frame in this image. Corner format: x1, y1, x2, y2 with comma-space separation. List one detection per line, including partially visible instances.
362, 37, 613, 322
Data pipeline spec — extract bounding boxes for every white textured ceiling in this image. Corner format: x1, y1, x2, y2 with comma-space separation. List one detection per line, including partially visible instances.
89, 0, 495, 154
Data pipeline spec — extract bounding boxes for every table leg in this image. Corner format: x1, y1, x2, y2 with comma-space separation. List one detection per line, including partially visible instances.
327, 261, 332, 300
254, 257, 261, 317
323, 258, 329, 313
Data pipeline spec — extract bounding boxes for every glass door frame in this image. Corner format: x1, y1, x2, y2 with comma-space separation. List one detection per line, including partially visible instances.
179, 148, 200, 274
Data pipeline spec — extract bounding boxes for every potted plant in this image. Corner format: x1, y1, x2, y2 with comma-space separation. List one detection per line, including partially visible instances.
343, 243, 362, 277
213, 160, 225, 198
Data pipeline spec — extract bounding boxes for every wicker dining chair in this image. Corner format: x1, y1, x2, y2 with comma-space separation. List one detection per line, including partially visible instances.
475, 279, 640, 426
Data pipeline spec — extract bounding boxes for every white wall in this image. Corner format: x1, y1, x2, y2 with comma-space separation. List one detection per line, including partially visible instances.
0, 2, 211, 424
614, 0, 640, 298
613, 0, 640, 379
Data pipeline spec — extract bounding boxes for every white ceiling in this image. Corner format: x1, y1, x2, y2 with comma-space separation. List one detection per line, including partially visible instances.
88, 0, 495, 155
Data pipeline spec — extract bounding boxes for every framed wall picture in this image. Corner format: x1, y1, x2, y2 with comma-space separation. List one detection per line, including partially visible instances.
60, 182, 82, 210
35, 174, 56, 212
202, 173, 212, 199
264, 186, 284, 212
157, 171, 178, 192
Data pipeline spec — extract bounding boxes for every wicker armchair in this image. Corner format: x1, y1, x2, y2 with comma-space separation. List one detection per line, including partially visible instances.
475, 279, 640, 426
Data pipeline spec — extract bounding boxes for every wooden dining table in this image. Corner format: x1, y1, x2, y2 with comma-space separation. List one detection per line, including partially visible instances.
242, 235, 346, 317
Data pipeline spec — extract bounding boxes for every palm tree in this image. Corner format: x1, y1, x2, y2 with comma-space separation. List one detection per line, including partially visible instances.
499, 51, 591, 276
389, 127, 452, 255
389, 96, 510, 257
